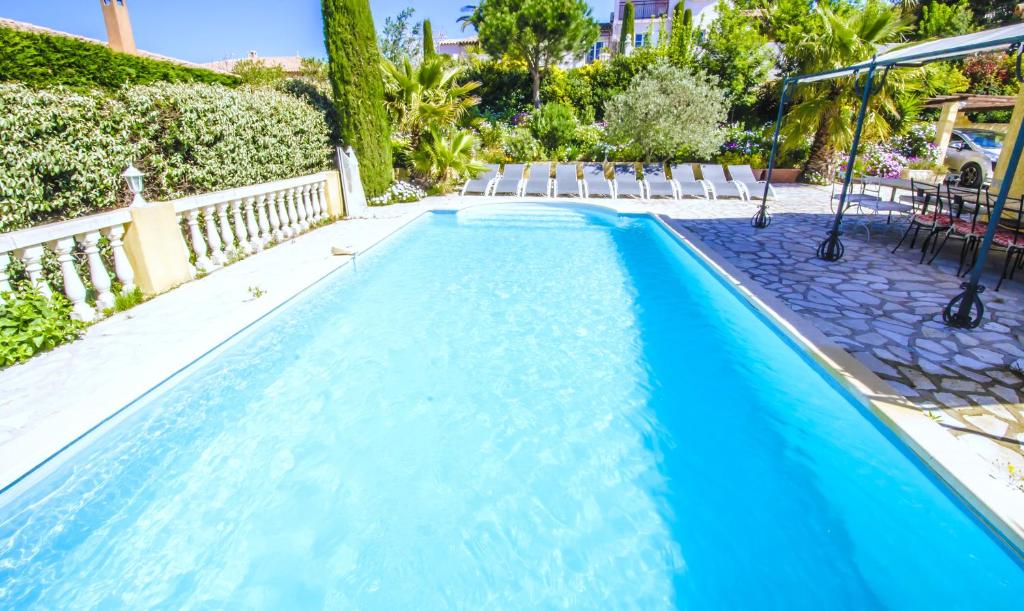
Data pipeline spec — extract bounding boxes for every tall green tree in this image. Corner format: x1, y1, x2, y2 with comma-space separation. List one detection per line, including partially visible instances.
619, 2, 635, 55
916, 1, 973, 38
668, 6, 696, 67
382, 56, 480, 147
423, 19, 436, 59
698, 1, 774, 117
322, 0, 393, 196
378, 7, 421, 64
471, 0, 599, 108
778, 1, 911, 180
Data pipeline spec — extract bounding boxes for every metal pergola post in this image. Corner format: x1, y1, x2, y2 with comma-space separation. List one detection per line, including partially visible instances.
942, 118, 1024, 328
752, 77, 794, 229
817, 63, 878, 262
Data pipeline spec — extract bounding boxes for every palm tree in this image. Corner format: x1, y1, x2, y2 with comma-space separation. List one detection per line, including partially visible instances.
381, 55, 481, 148
412, 128, 487, 190
778, 2, 912, 180
457, 5, 477, 31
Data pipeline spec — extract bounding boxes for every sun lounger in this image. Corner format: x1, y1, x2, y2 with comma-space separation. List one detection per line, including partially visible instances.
642, 163, 677, 199
613, 164, 645, 199
491, 163, 526, 196
460, 163, 500, 196
554, 163, 582, 197
582, 163, 613, 198
521, 162, 553, 197
700, 164, 748, 200
727, 164, 777, 200
670, 164, 713, 199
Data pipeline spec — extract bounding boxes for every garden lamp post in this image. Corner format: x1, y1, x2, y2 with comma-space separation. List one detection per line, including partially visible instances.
123, 163, 146, 207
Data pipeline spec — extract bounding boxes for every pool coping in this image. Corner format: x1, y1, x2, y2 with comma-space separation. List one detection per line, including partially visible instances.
650, 213, 1024, 557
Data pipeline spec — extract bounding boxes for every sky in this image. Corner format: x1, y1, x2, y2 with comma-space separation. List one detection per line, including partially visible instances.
0, 0, 608, 64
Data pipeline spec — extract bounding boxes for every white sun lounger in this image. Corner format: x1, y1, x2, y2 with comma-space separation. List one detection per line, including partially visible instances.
700, 164, 749, 200
728, 164, 777, 200
643, 163, 677, 199
491, 163, 526, 196
460, 163, 500, 196
554, 163, 582, 197
521, 162, 553, 197
613, 164, 645, 199
670, 164, 713, 199
582, 163, 613, 198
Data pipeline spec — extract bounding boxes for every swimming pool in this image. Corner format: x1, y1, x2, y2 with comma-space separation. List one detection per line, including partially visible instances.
1, 204, 1022, 608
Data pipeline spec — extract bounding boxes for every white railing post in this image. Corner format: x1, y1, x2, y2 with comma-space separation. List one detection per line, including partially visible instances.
203, 205, 227, 265
276, 190, 292, 239
243, 197, 260, 253
185, 209, 213, 272
267, 191, 284, 242
48, 238, 94, 321
296, 186, 309, 232
79, 231, 115, 311
16, 245, 52, 298
217, 202, 236, 257
315, 182, 327, 220
285, 188, 300, 237
0, 252, 11, 302
304, 184, 317, 224
103, 225, 135, 293
230, 199, 251, 255
255, 194, 271, 247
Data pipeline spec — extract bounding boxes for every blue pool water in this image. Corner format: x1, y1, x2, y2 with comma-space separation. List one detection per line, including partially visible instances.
1, 204, 1022, 608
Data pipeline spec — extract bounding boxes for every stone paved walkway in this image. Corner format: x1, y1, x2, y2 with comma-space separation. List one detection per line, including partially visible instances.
667, 185, 1024, 487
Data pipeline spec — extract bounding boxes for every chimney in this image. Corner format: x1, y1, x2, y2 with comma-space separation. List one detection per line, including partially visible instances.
100, 0, 137, 54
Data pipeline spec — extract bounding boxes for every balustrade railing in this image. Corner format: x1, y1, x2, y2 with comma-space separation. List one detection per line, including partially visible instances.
0, 209, 135, 322
0, 171, 335, 323
170, 173, 330, 275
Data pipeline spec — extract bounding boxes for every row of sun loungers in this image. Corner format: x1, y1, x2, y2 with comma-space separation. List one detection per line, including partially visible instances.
461, 163, 776, 201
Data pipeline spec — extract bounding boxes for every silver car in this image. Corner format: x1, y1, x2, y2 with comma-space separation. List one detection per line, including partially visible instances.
945, 128, 1004, 188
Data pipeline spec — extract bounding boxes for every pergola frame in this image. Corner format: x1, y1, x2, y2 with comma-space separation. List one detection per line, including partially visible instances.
752, 24, 1024, 329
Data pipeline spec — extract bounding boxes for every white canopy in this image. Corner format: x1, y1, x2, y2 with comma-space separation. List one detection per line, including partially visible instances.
798, 23, 1024, 83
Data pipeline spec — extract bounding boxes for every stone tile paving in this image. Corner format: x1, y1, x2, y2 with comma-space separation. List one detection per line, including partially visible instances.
664, 185, 1024, 487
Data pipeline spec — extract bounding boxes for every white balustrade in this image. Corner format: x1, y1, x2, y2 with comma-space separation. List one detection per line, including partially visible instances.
0, 172, 332, 324
79, 231, 115, 311
103, 225, 135, 292
296, 186, 310, 231
255, 194, 271, 247
50, 238, 95, 321
242, 197, 260, 254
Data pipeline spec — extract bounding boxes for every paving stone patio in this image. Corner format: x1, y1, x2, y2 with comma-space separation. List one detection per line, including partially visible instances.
665, 185, 1024, 486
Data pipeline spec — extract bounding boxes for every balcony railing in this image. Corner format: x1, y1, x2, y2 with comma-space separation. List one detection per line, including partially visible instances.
617, 0, 670, 20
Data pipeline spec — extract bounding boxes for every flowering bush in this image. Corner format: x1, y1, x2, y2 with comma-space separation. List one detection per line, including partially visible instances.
368, 180, 426, 206
891, 124, 940, 166
859, 143, 907, 178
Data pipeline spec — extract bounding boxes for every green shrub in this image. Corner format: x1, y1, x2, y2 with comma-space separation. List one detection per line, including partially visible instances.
462, 58, 532, 120
323, 0, 394, 197
530, 103, 578, 154
0, 25, 237, 89
0, 290, 86, 368
0, 83, 332, 232
502, 128, 545, 162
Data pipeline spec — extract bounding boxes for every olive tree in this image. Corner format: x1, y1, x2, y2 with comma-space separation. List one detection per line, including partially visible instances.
472, 0, 599, 108
604, 62, 728, 161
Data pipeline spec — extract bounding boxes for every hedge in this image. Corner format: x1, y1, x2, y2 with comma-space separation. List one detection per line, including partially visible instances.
0, 25, 237, 89
0, 83, 332, 232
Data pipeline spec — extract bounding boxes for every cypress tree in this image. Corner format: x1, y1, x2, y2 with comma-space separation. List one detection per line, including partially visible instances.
423, 19, 436, 59
322, 0, 393, 197
669, 6, 695, 67
619, 1, 635, 55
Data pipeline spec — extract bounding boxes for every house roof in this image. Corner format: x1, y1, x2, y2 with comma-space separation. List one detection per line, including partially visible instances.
437, 36, 478, 46
0, 17, 229, 73
200, 53, 305, 74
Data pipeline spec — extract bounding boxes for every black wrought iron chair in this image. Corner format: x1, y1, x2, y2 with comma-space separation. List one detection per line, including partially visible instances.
891, 179, 952, 262
927, 182, 989, 275
991, 192, 1024, 291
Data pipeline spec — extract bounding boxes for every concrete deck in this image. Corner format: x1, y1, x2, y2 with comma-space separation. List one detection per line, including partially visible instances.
1, 186, 1022, 504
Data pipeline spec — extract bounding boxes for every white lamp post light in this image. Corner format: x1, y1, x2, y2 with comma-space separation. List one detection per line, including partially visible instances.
123, 163, 146, 207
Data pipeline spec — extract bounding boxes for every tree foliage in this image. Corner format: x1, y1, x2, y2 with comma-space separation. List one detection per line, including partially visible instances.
423, 19, 436, 59
668, 6, 697, 68
231, 59, 288, 87
472, 0, 600, 108
382, 56, 481, 147
378, 7, 422, 65
604, 61, 729, 160
619, 2, 635, 55
916, 0, 974, 39
698, 1, 774, 116
323, 0, 393, 196
411, 128, 487, 191
0, 25, 237, 89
